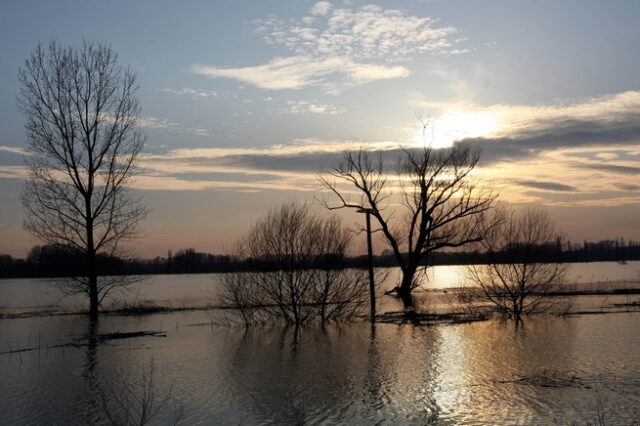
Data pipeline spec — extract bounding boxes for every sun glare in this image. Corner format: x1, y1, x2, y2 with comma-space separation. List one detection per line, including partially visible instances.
414, 110, 500, 149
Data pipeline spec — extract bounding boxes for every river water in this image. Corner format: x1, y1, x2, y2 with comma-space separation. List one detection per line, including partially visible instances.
1, 262, 639, 425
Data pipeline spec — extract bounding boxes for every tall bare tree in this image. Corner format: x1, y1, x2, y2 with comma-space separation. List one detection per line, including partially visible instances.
465, 207, 568, 321
18, 40, 146, 320
321, 144, 496, 312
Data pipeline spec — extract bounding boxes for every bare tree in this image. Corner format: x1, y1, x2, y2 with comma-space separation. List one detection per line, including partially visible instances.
220, 203, 369, 327
465, 207, 568, 321
321, 144, 496, 312
18, 40, 147, 320
313, 216, 372, 323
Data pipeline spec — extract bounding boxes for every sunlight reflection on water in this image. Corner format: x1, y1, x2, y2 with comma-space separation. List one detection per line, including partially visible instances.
1, 312, 640, 424
1, 262, 640, 424
1, 261, 638, 315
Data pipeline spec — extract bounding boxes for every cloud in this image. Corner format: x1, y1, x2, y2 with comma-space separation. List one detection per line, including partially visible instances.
492, 91, 640, 140
0, 146, 30, 156
160, 88, 217, 99
582, 163, 640, 175
136, 146, 326, 192
133, 138, 639, 207
310, 1, 332, 16
0, 165, 29, 179
406, 90, 640, 207
192, 56, 409, 91
283, 100, 346, 115
138, 116, 211, 136
3, 90, 637, 208
131, 174, 306, 192
133, 138, 401, 191
194, 3, 459, 91
142, 138, 397, 164
133, 87, 640, 200
595, 152, 619, 160
616, 183, 640, 191
513, 180, 576, 192
439, 91, 640, 162
255, 3, 461, 61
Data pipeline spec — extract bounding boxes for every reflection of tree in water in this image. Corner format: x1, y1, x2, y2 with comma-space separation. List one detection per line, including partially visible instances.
225, 327, 311, 424
224, 324, 443, 424
81, 320, 102, 424
79, 320, 182, 425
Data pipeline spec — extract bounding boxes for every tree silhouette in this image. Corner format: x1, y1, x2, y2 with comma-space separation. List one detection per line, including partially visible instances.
18, 40, 147, 320
220, 202, 369, 327
321, 144, 496, 312
466, 207, 568, 321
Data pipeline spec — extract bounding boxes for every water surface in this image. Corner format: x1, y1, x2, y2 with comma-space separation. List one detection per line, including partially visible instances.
1, 262, 640, 425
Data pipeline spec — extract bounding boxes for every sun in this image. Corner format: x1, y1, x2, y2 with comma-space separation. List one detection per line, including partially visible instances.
414, 110, 500, 149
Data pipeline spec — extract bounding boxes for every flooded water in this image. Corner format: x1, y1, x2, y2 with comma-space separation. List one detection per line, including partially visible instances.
1, 262, 640, 425
2, 261, 638, 316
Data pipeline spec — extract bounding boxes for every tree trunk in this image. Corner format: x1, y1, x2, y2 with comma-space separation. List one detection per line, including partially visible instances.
365, 211, 376, 323
86, 191, 98, 320
398, 271, 415, 311
88, 249, 99, 321
83, 320, 99, 396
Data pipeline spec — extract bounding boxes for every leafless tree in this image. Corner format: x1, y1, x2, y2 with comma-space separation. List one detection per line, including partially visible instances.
465, 207, 568, 321
320, 144, 496, 312
220, 203, 369, 327
313, 216, 372, 323
18, 40, 147, 320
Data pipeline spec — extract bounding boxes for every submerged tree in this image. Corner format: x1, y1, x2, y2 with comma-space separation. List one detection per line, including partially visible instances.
220, 203, 369, 327
465, 207, 568, 321
18, 40, 146, 320
321, 144, 496, 312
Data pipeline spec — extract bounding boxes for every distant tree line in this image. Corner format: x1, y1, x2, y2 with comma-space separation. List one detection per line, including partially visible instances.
1, 238, 639, 279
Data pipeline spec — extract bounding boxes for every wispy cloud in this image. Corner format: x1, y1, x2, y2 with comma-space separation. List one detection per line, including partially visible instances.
513, 180, 577, 193
192, 56, 408, 91
0, 146, 30, 156
160, 87, 217, 99
138, 116, 212, 136
134, 138, 399, 191
143, 138, 397, 163
582, 163, 640, 175
0, 165, 29, 179
616, 183, 640, 191
193, 2, 462, 92
283, 100, 346, 115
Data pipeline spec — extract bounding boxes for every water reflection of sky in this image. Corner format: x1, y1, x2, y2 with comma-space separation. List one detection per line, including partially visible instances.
0, 262, 638, 315
2, 312, 640, 424
384, 261, 640, 291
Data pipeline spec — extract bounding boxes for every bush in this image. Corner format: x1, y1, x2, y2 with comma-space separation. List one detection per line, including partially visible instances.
220, 203, 369, 327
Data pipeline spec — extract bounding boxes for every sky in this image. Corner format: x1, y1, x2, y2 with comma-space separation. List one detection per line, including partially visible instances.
0, 0, 639, 258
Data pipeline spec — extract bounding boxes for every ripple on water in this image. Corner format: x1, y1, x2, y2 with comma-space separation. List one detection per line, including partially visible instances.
2, 306, 640, 424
